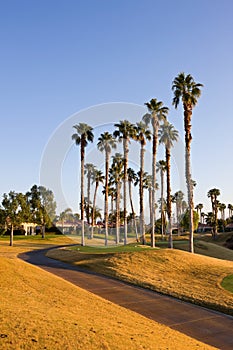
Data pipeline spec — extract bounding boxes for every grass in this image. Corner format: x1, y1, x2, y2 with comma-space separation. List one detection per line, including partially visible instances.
0, 238, 215, 350
48, 244, 233, 316
221, 275, 233, 293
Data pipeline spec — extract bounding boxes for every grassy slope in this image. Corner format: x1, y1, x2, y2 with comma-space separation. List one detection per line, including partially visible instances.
0, 241, 215, 350
48, 246, 233, 316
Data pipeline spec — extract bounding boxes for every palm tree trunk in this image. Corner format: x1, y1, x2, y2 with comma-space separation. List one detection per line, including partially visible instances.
140, 145, 145, 244
91, 183, 98, 239
116, 182, 120, 244
104, 150, 110, 246
80, 142, 85, 246
151, 118, 158, 248
184, 107, 194, 253
123, 139, 128, 245
166, 147, 173, 248
161, 169, 165, 239
128, 180, 138, 241
10, 224, 13, 246
87, 175, 91, 224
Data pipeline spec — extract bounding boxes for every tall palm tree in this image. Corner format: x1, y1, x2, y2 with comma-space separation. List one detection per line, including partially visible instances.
72, 123, 94, 246
97, 132, 117, 245
109, 153, 124, 244
144, 99, 169, 247
113, 120, 136, 245
127, 167, 138, 240
207, 188, 220, 239
172, 72, 203, 253
218, 203, 226, 221
91, 169, 104, 239
134, 121, 151, 244
84, 163, 96, 225
159, 121, 179, 248
156, 160, 167, 239
144, 174, 153, 226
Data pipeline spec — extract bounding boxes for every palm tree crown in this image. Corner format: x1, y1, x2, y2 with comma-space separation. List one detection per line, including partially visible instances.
172, 73, 203, 109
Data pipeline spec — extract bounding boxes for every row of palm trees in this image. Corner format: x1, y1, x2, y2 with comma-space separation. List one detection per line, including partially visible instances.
72, 72, 203, 252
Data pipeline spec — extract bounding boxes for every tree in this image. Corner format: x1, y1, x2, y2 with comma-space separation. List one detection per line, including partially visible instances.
134, 121, 151, 244
180, 209, 199, 232
2, 191, 21, 246
218, 203, 226, 231
91, 169, 104, 238
172, 190, 184, 235
172, 72, 203, 253
195, 203, 203, 223
97, 132, 117, 245
228, 204, 233, 219
127, 167, 138, 240
59, 208, 73, 233
109, 153, 124, 244
72, 123, 94, 246
156, 160, 167, 239
159, 121, 179, 248
144, 99, 169, 247
27, 185, 57, 238
114, 120, 136, 245
207, 188, 220, 239
84, 163, 96, 224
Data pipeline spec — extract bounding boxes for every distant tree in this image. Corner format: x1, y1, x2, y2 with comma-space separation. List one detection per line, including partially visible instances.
156, 160, 167, 239
180, 209, 199, 232
127, 167, 138, 240
159, 121, 179, 248
172, 72, 203, 253
144, 98, 169, 247
227, 204, 233, 219
97, 132, 117, 245
84, 163, 96, 224
109, 153, 124, 244
2, 191, 21, 246
172, 190, 184, 235
195, 203, 203, 223
207, 188, 220, 239
91, 169, 104, 238
59, 208, 73, 233
72, 123, 94, 246
114, 120, 136, 245
134, 121, 151, 244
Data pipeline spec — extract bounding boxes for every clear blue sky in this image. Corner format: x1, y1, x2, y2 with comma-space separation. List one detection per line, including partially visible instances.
0, 0, 233, 215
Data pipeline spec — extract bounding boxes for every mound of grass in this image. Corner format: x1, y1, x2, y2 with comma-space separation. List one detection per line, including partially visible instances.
48, 247, 233, 316
0, 247, 213, 350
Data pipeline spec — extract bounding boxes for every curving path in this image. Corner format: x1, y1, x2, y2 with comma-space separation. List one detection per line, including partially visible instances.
19, 247, 233, 350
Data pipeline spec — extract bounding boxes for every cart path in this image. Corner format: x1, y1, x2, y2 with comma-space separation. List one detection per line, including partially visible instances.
19, 248, 233, 350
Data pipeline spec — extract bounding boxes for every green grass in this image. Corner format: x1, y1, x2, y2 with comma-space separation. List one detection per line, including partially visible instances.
221, 275, 233, 293
69, 243, 155, 253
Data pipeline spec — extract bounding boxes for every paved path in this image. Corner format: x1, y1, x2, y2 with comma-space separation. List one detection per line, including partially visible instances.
19, 248, 233, 350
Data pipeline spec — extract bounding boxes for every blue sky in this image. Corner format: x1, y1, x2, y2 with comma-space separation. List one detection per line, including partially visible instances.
0, 0, 233, 216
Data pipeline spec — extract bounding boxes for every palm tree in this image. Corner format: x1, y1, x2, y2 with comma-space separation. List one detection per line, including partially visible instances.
91, 169, 104, 238
227, 204, 233, 219
172, 190, 184, 235
59, 208, 72, 233
127, 167, 138, 240
144, 99, 169, 247
219, 203, 226, 221
84, 163, 96, 225
109, 153, 124, 244
156, 160, 167, 239
72, 123, 94, 246
172, 72, 203, 253
195, 203, 203, 223
134, 121, 151, 244
159, 121, 179, 248
144, 174, 153, 226
97, 132, 117, 246
207, 188, 220, 239
113, 120, 136, 245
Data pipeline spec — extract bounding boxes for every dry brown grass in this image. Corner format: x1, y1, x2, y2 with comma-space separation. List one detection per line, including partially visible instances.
48, 247, 233, 315
0, 243, 215, 349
